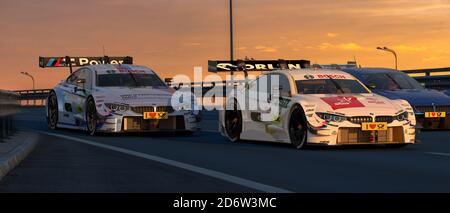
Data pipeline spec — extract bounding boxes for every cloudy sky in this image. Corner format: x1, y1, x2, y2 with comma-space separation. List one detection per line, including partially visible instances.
1, 0, 450, 90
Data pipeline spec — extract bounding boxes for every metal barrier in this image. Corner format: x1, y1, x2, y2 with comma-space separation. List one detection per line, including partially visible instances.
403, 67, 450, 77
0, 90, 20, 143
15, 89, 50, 106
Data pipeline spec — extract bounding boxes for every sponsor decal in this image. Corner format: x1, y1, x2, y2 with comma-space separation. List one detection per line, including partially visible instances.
208, 60, 310, 72
39, 56, 133, 68
120, 93, 171, 101
143, 112, 168, 120
304, 75, 315, 80
315, 74, 347, 79
114, 64, 147, 74
320, 96, 365, 110
365, 97, 385, 104
279, 97, 291, 108
361, 122, 388, 131
425, 112, 446, 118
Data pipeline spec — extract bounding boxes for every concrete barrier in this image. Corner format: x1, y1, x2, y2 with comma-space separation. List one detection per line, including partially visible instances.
0, 90, 20, 143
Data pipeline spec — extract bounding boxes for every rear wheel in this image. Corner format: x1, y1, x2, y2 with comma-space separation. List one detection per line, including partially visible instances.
47, 92, 58, 130
86, 97, 98, 136
224, 100, 242, 142
289, 105, 308, 149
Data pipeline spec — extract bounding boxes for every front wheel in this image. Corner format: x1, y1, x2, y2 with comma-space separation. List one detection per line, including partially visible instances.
86, 97, 98, 136
289, 105, 308, 149
47, 92, 59, 130
224, 100, 242, 142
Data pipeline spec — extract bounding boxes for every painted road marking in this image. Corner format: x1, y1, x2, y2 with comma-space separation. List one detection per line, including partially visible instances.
36, 131, 292, 193
426, 152, 450, 157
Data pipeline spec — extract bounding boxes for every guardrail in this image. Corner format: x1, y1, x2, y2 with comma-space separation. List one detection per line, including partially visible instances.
0, 90, 20, 143
15, 89, 51, 106
403, 67, 450, 76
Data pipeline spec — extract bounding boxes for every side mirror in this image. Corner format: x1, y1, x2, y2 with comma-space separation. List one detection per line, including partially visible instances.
75, 79, 86, 93
76, 79, 86, 85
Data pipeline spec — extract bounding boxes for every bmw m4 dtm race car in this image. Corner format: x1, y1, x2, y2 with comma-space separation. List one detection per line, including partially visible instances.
217, 66, 417, 149
46, 64, 200, 135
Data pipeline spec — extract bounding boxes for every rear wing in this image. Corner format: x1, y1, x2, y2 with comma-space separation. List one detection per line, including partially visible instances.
39, 56, 133, 73
208, 59, 310, 73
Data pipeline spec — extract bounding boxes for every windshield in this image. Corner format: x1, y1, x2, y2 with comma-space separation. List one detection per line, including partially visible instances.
97, 73, 167, 87
296, 79, 370, 94
359, 72, 423, 90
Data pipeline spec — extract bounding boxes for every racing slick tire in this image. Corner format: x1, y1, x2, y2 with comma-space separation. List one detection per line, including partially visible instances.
289, 105, 308, 149
224, 100, 242, 142
47, 92, 59, 130
86, 97, 98, 136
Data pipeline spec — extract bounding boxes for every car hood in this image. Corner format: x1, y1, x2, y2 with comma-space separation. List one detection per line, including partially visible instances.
373, 89, 450, 106
94, 87, 174, 106
293, 93, 404, 116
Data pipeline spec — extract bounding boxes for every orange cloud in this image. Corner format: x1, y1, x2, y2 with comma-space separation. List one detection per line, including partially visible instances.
326, 33, 339, 38
254, 45, 278, 53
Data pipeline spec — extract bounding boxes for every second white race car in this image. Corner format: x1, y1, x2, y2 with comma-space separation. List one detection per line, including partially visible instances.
46, 64, 200, 135
219, 69, 417, 148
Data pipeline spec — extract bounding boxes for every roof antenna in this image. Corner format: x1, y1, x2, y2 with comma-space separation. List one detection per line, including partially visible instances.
102, 45, 106, 56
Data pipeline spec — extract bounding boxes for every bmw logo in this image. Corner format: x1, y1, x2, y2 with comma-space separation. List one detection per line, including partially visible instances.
304, 75, 315, 80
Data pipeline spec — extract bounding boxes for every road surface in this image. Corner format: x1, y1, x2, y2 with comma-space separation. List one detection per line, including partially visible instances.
1, 107, 449, 192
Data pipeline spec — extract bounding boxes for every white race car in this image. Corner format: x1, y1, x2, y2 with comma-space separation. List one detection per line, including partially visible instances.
46, 64, 200, 135
219, 69, 417, 148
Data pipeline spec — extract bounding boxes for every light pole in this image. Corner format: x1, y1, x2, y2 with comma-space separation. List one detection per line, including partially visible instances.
20, 71, 36, 105
377, 46, 398, 70
229, 0, 234, 62
20, 72, 35, 90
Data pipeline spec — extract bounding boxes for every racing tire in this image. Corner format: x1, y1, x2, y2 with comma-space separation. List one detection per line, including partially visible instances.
289, 105, 308, 149
86, 97, 98, 136
224, 100, 242, 142
47, 92, 59, 130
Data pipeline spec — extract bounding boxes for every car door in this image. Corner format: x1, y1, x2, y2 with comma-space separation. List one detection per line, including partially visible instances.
241, 74, 281, 141
59, 68, 92, 127
258, 73, 293, 140
266, 73, 294, 130
71, 68, 92, 124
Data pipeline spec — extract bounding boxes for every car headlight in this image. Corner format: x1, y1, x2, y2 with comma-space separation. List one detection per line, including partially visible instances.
105, 103, 130, 112
316, 113, 346, 122
396, 111, 409, 121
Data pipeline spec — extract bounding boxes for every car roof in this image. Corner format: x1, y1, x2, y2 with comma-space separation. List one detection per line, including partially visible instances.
81, 64, 155, 74
274, 69, 358, 80
342, 67, 400, 75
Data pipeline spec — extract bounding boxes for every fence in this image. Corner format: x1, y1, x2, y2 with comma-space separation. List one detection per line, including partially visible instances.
0, 90, 20, 143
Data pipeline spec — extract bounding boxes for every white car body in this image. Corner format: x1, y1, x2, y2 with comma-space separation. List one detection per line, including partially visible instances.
46, 64, 200, 134
219, 69, 417, 146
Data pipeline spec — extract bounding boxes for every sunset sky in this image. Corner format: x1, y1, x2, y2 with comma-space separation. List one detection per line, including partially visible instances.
1, 0, 450, 90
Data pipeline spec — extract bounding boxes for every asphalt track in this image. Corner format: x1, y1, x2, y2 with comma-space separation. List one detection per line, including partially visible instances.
1, 107, 450, 192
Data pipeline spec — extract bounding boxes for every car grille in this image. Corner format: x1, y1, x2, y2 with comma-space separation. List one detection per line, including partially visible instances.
123, 116, 184, 131
375, 116, 395, 123
337, 127, 404, 144
131, 106, 174, 114
414, 105, 450, 113
347, 116, 373, 124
